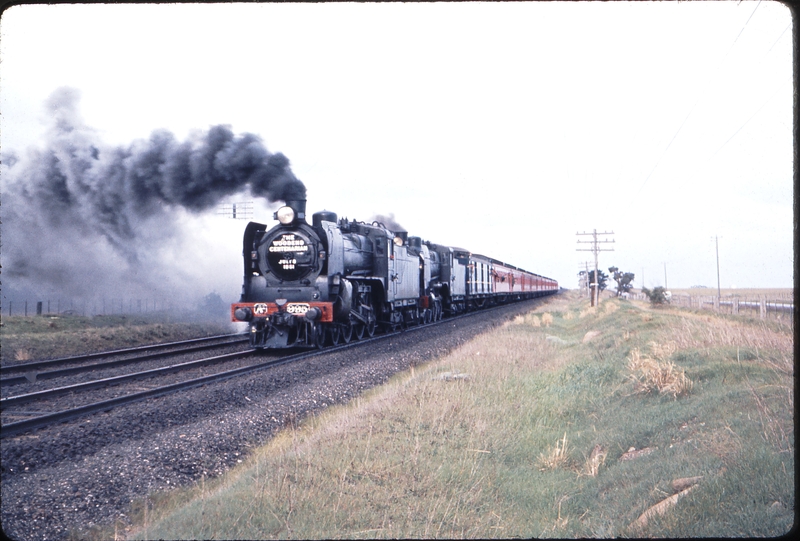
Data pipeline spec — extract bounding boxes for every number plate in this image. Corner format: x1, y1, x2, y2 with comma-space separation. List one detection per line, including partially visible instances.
286, 303, 310, 314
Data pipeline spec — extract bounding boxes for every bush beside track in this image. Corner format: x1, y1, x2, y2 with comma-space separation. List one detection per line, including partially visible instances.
129, 291, 794, 538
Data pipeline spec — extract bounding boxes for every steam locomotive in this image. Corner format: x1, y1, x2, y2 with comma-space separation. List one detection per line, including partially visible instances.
231, 199, 558, 348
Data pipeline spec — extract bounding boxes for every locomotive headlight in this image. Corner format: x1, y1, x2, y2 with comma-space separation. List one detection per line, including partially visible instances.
276, 206, 295, 225
393, 236, 404, 247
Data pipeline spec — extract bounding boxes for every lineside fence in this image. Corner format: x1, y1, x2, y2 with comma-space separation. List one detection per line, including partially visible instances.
4, 298, 175, 317
625, 292, 794, 325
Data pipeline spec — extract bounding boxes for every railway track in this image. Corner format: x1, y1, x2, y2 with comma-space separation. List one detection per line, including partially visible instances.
0, 333, 248, 386
0, 300, 549, 439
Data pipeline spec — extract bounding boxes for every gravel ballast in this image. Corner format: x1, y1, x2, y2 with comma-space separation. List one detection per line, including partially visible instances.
1, 298, 555, 540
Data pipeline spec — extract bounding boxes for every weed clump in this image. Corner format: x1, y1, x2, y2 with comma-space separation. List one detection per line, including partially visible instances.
537, 432, 570, 471
581, 444, 607, 477
627, 347, 693, 398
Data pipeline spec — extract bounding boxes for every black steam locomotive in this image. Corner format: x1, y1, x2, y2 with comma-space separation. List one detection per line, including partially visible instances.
231, 199, 558, 348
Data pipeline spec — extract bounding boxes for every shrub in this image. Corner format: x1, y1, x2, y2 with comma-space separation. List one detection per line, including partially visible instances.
642, 286, 669, 305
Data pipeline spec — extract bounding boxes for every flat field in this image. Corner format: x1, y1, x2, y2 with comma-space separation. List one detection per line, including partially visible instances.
666, 288, 793, 298
0, 314, 234, 363
125, 292, 794, 538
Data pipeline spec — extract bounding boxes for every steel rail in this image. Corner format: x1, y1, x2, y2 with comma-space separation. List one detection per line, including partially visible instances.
0, 337, 249, 387
0, 337, 380, 438
0, 333, 247, 375
0, 350, 259, 408
0, 296, 553, 438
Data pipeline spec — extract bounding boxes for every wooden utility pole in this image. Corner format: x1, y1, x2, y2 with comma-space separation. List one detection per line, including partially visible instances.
576, 230, 615, 306
714, 235, 721, 300
578, 261, 592, 298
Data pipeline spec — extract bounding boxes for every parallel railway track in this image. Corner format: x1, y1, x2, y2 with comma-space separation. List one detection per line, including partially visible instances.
0, 333, 248, 386
0, 299, 556, 439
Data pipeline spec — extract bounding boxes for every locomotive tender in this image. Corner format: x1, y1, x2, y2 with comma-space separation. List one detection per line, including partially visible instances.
231, 199, 558, 348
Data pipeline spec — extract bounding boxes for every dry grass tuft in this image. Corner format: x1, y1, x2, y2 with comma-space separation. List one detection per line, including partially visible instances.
563, 311, 574, 320
530, 315, 542, 327
603, 302, 619, 315
649, 340, 678, 361
541, 313, 554, 327
580, 444, 606, 477
513, 315, 525, 325
627, 348, 693, 398
629, 485, 697, 532
14, 349, 32, 361
537, 432, 570, 471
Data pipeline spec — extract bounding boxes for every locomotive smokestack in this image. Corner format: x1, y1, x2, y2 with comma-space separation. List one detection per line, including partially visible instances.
285, 199, 307, 222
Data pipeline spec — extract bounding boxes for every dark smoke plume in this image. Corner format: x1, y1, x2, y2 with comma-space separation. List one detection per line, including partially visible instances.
370, 213, 405, 232
1, 87, 305, 304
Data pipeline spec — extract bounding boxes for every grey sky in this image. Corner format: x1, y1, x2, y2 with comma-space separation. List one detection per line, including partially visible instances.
0, 1, 793, 303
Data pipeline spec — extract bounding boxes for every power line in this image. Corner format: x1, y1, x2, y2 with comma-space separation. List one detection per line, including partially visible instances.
576, 230, 615, 307
630, 0, 766, 204
767, 22, 791, 53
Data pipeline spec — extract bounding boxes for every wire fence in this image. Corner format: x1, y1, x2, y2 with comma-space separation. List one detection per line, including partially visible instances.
625, 292, 794, 325
4, 298, 176, 317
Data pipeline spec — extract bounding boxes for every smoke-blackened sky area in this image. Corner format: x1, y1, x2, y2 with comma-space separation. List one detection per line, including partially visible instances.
1, 87, 305, 304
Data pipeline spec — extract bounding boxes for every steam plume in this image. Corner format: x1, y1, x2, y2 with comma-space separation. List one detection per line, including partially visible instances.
1, 87, 305, 304
370, 213, 405, 232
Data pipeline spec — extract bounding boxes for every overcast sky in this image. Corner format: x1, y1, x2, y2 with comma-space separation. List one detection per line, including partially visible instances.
0, 1, 794, 304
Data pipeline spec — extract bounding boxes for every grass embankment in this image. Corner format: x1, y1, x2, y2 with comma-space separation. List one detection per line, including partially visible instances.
0, 314, 234, 363
128, 292, 793, 538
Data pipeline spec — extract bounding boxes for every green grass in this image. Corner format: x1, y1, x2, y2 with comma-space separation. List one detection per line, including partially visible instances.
0, 314, 234, 363
120, 292, 793, 539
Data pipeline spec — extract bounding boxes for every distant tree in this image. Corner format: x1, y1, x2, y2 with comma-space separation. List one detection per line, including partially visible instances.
609, 266, 636, 297
642, 286, 669, 305
587, 269, 608, 292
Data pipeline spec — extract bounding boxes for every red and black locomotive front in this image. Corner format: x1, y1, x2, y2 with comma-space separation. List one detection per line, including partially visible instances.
231, 199, 333, 347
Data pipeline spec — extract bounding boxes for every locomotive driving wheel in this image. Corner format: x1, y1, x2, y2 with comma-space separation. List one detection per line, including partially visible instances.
366, 318, 376, 337
354, 321, 365, 340
341, 322, 353, 343
329, 324, 341, 345
314, 323, 326, 349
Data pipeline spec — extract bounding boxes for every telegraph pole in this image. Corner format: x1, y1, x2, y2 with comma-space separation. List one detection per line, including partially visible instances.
714, 235, 721, 300
577, 261, 592, 298
218, 201, 254, 220
576, 229, 615, 307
